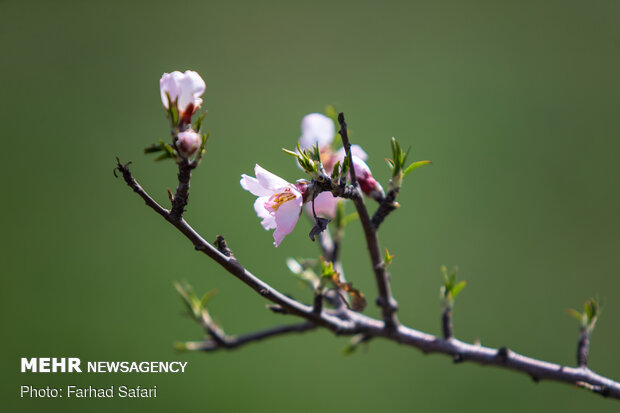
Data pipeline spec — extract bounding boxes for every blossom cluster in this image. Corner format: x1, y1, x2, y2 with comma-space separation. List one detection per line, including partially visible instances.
242, 113, 382, 247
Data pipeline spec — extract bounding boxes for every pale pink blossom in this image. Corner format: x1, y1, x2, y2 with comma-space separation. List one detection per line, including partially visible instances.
177, 130, 202, 157
297, 113, 379, 216
240, 165, 303, 247
299, 113, 336, 151
160, 71, 206, 123
307, 191, 338, 219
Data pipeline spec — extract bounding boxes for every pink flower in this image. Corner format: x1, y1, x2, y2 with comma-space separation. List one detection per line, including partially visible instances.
299, 113, 336, 151
177, 130, 202, 157
240, 165, 303, 247
307, 191, 338, 219
160, 71, 206, 124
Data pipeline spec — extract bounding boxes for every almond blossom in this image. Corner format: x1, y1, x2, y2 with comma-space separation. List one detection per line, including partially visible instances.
160, 70, 206, 124
240, 165, 304, 247
298, 113, 381, 218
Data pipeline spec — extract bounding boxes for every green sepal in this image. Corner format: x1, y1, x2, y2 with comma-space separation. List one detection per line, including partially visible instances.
193, 111, 207, 132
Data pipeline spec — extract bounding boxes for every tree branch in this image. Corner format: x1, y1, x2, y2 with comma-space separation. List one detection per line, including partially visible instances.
371, 187, 399, 229
116, 158, 620, 401
184, 321, 317, 352
170, 158, 195, 221
337, 113, 399, 332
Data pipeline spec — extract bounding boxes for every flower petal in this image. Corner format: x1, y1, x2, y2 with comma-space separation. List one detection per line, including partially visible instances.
254, 196, 276, 229
299, 113, 335, 151
335, 145, 368, 163
306, 191, 338, 219
273, 196, 302, 247
160, 71, 183, 109
177, 70, 206, 112
240, 174, 272, 197
254, 164, 290, 191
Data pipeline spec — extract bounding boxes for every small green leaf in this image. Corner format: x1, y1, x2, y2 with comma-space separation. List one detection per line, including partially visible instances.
403, 160, 432, 176
166, 92, 178, 125
154, 152, 173, 162
342, 212, 359, 226
331, 160, 341, 181
144, 144, 164, 154
282, 148, 300, 158
384, 248, 394, 266
567, 308, 583, 322
451, 280, 467, 299
193, 111, 206, 132
200, 289, 218, 308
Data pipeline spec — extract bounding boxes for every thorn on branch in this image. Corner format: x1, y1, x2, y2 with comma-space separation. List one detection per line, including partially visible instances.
496, 347, 510, 363
214, 235, 235, 258
267, 304, 288, 315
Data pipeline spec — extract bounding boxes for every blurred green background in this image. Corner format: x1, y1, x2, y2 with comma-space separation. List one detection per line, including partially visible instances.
2, 0, 620, 411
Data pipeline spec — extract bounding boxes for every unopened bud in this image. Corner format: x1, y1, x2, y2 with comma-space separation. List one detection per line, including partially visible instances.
177, 130, 202, 157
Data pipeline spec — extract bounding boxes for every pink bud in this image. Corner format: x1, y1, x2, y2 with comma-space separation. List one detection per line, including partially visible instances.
351, 156, 384, 200
177, 130, 202, 157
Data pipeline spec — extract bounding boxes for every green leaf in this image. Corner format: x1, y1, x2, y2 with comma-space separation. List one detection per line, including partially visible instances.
320, 257, 336, 278
144, 144, 164, 154
342, 212, 359, 226
166, 92, 178, 125
282, 148, 300, 158
200, 289, 218, 308
331, 160, 341, 181
154, 152, 173, 162
451, 280, 467, 299
193, 111, 206, 132
384, 248, 394, 266
403, 160, 432, 176
342, 343, 357, 356
162, 143, 176, 157
567, 308, 583, 322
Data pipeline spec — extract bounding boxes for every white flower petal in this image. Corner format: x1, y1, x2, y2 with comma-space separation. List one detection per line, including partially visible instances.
160, 72, 182, 109
299, 113, 335, 150
240, 174, 272, 197
335, 145, 368, 163
350, 145, 368, 161
177, 70, 206, 112
273, 196, 302, 247
254, 196, 276, 229
254, 164, 290, 191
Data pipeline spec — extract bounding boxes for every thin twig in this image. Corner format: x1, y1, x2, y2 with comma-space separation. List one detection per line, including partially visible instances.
337, 113, 399, 332
442, 306, 453, 339
577, 327, 590, 368
185, 322, 317, 352
371, 188, 399, 229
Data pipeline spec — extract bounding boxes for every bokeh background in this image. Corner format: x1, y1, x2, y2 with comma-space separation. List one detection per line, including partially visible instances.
2, 0, 620, 411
